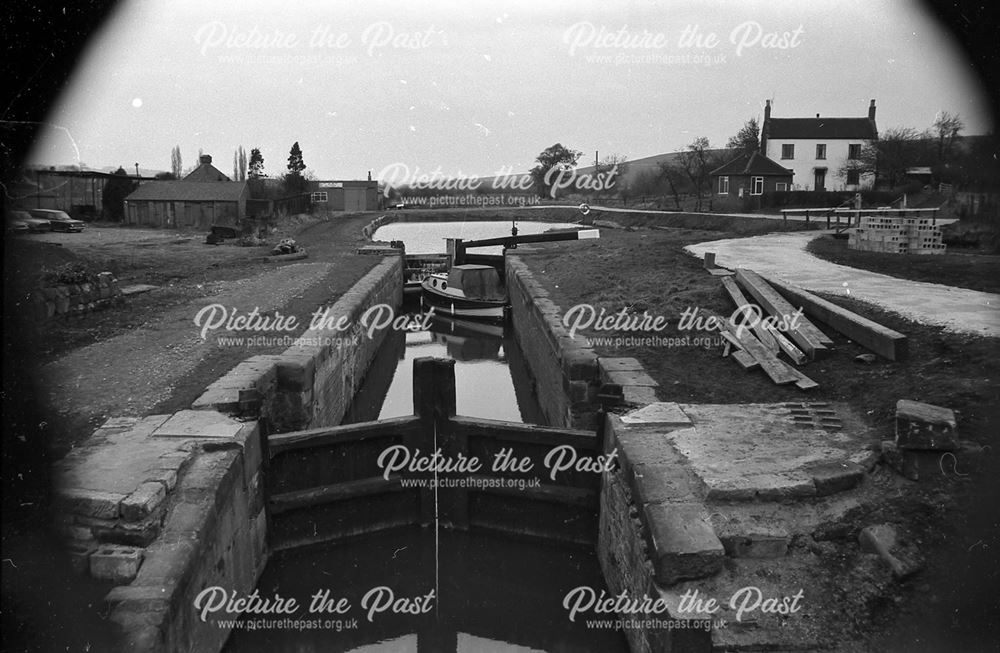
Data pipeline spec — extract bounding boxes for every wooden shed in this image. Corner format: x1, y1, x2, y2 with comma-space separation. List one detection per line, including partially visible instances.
124, 181, 248, 229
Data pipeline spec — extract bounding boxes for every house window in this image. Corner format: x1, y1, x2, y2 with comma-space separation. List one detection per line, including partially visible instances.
781, 144, 794, 160
815, 144, 826, 160
775, 182, 788, 192
310, 191, 328, 203
751, 177, 764, 195
846, 170, 860, 185
718, 176, 729, 194
848, 144, 862, 160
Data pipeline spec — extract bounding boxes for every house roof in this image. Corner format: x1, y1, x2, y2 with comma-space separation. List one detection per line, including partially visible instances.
125, 181, 247, 202
766, 117, 878, 140
183, 163, 231, 182
710, 151, 794, 177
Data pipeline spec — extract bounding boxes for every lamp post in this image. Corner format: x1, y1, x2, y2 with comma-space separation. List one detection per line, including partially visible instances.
134, 162, 139, 179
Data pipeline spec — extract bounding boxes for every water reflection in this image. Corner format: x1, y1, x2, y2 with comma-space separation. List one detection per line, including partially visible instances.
344, 308, 542, 425
224, 527, 627, 653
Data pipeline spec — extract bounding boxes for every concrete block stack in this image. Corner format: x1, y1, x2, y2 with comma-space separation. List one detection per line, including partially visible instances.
848, 215, 946, 255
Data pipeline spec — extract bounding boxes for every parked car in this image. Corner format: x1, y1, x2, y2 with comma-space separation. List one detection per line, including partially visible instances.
29, 209, 85, 232
6, 214, 29, 234
9, 209, 52, 233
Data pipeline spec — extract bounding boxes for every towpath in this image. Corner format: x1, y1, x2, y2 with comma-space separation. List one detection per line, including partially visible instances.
685, 231, 1000, 337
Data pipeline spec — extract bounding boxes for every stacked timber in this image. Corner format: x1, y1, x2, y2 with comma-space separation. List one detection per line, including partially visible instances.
702, 255, 907, 390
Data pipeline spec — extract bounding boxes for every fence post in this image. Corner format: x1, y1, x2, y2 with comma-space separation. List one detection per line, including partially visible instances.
412, 357, 467, 528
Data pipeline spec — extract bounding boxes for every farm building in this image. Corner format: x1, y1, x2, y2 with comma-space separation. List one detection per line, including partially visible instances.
123, 180, 248, 228
308, 179, 380, 211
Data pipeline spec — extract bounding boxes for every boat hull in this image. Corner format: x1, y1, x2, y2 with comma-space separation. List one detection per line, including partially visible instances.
420, 278, 507, 320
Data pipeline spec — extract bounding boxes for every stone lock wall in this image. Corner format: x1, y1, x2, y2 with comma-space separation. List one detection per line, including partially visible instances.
505, 255, 601, 429
58, 255, 405, 652
191, 255, 404, 432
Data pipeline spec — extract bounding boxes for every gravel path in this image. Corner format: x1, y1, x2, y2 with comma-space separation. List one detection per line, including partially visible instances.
39, 262, 334, 424
685, 232, 1000, 337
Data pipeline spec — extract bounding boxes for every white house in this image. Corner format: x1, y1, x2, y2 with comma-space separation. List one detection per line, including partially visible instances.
760, 99, 878, 191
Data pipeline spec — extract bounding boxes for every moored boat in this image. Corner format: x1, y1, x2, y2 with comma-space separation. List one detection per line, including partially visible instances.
420, 264, 507, 320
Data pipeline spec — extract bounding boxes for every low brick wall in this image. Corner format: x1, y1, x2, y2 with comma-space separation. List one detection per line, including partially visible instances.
31, 272, 123, 320
505, 255, 601, 428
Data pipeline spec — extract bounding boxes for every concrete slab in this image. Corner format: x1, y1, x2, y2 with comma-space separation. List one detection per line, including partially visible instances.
621, 402, 692, 426
152, 409, 244, 439
54, 415, 187, 498
668, 403, 873, 503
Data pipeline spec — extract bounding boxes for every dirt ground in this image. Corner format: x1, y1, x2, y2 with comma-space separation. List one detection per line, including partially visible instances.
513, 209, 999, 651
3, 212, 381, 456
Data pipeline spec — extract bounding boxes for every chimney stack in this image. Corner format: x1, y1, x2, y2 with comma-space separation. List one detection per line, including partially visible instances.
868, 99, 876, 121
761, 100, 772, 154
199, 154, 212, 165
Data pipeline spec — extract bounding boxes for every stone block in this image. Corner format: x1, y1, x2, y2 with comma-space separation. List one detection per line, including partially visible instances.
133, 540, 195, 586
806, 460, 865, 496
704, 472, 816, 502
643, 503, 724, 586
121, 481, 168, 522
146, 467, 179, 492
566, 379, 590, 402
561, 348, 599, 381
90, 545, 144, 583
605, 369, 659, 387
631, 464, 704, 505
153, 410, 244, 439
599, 357, 645, 373
895, 399, 958, 450
56, 487, 124, 520
190, 387, 241, 414
624, 385, 659, 406
275, 354, 317, 391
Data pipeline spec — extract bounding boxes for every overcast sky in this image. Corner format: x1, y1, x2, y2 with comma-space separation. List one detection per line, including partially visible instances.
28, 0, 992, 181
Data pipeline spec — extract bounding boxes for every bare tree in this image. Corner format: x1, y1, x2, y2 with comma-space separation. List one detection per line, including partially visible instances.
932, 111, 964, 161
839, 126, 920, 189
656, 160, 686, 210
676, 137, 715, 211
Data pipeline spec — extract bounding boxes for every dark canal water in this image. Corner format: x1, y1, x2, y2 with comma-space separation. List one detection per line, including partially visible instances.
225, 224, 626, 652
